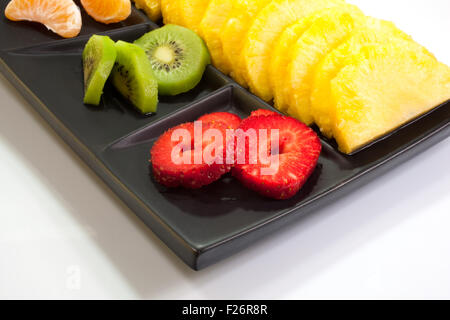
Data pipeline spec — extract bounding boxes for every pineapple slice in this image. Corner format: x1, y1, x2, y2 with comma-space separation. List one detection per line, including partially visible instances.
311, 18, 414, 138
160, 0, 182, 25
199, 0, 234, 74
220, 0, 272, 87
331, 42, 450, 154
242, 0, 347, 101
285, 6, 364, 125
271, 13, 324, 112
176, 0, 211, 33
133, 0, 161, 22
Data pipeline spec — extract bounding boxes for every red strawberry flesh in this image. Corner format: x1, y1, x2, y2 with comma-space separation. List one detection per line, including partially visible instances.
197, 112, 242, 129
249, 109, 279, 117
233, 115, 321, 199
151, 122, 233, 189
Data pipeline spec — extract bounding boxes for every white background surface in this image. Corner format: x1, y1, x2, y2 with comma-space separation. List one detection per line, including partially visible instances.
0, 0, 449, 300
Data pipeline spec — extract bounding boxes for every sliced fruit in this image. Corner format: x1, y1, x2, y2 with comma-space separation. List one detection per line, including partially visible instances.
242, 0, 346, 101
239, 109, 280, 128
83, 35, 117, 106
232, 115, 321, 199
330, 42, 450, 154
198, 112, 242, 130
81, 0, 131, 24
4, 0, 82, 38
220, 0, 272, 87
271, 12, 326, 113
176, 0, 211, 33
132, 0, 161, 21
111, 41, 158, 114
311, 18, 415, 138
134, 24, 210, 96
249, 109, 279, 118
160, 0, 181, 25
151, 121, 233, 189
198, 0, 234, 74
285, 6, 363, 125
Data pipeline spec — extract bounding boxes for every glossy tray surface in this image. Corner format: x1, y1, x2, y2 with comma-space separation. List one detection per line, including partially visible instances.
1, 1, 449, 270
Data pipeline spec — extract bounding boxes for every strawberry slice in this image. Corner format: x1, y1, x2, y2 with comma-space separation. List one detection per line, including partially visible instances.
197, 112, 242, 129
151, 122, 234, 189
249, 109, 279, 117
239, 109, 279, 129
233, 115, 321, 199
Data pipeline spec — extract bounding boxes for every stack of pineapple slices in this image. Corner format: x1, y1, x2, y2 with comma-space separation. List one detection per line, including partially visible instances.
159, 0, 450, 154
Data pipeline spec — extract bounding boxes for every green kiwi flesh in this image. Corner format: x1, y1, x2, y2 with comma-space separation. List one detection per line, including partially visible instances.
83, 35, 117, 106
111, 41, 159, 114
134, 24, 211, 96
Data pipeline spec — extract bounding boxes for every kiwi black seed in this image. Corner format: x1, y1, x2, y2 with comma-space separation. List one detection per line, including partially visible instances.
82, 35, 117, 106
134, 24, 211, 96
111, 41, 158, 114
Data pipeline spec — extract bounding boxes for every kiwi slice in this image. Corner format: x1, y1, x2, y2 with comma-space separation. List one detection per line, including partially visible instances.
134, 24, 211, 96
83, 35, 117, 106
111, 41, 159, 114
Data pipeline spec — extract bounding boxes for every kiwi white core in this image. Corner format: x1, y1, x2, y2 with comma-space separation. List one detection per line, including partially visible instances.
154, 46, 175, 64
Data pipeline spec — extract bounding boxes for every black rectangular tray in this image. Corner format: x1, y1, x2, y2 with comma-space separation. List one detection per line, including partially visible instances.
1, 1, 449, 270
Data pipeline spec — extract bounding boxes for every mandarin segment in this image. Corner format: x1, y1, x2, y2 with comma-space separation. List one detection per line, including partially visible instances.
4, 0, 82, 38
81, 0, 131, 24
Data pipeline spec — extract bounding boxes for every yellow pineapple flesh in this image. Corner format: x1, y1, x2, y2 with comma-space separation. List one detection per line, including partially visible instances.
133, 0, 161, 22
285, 6, 363, 125
242, 0, 347, 102
271, 13, 324, 113
199, 0, 234, 74
331, 42, 450, 154
220, 0, 272, 87
177, 0, 211, 33
311, 18, 414, 138
160, 0, 182, 25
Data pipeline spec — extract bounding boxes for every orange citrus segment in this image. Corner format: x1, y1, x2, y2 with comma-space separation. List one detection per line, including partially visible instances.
4, 0, 82, 38
81, 0, 131, 24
